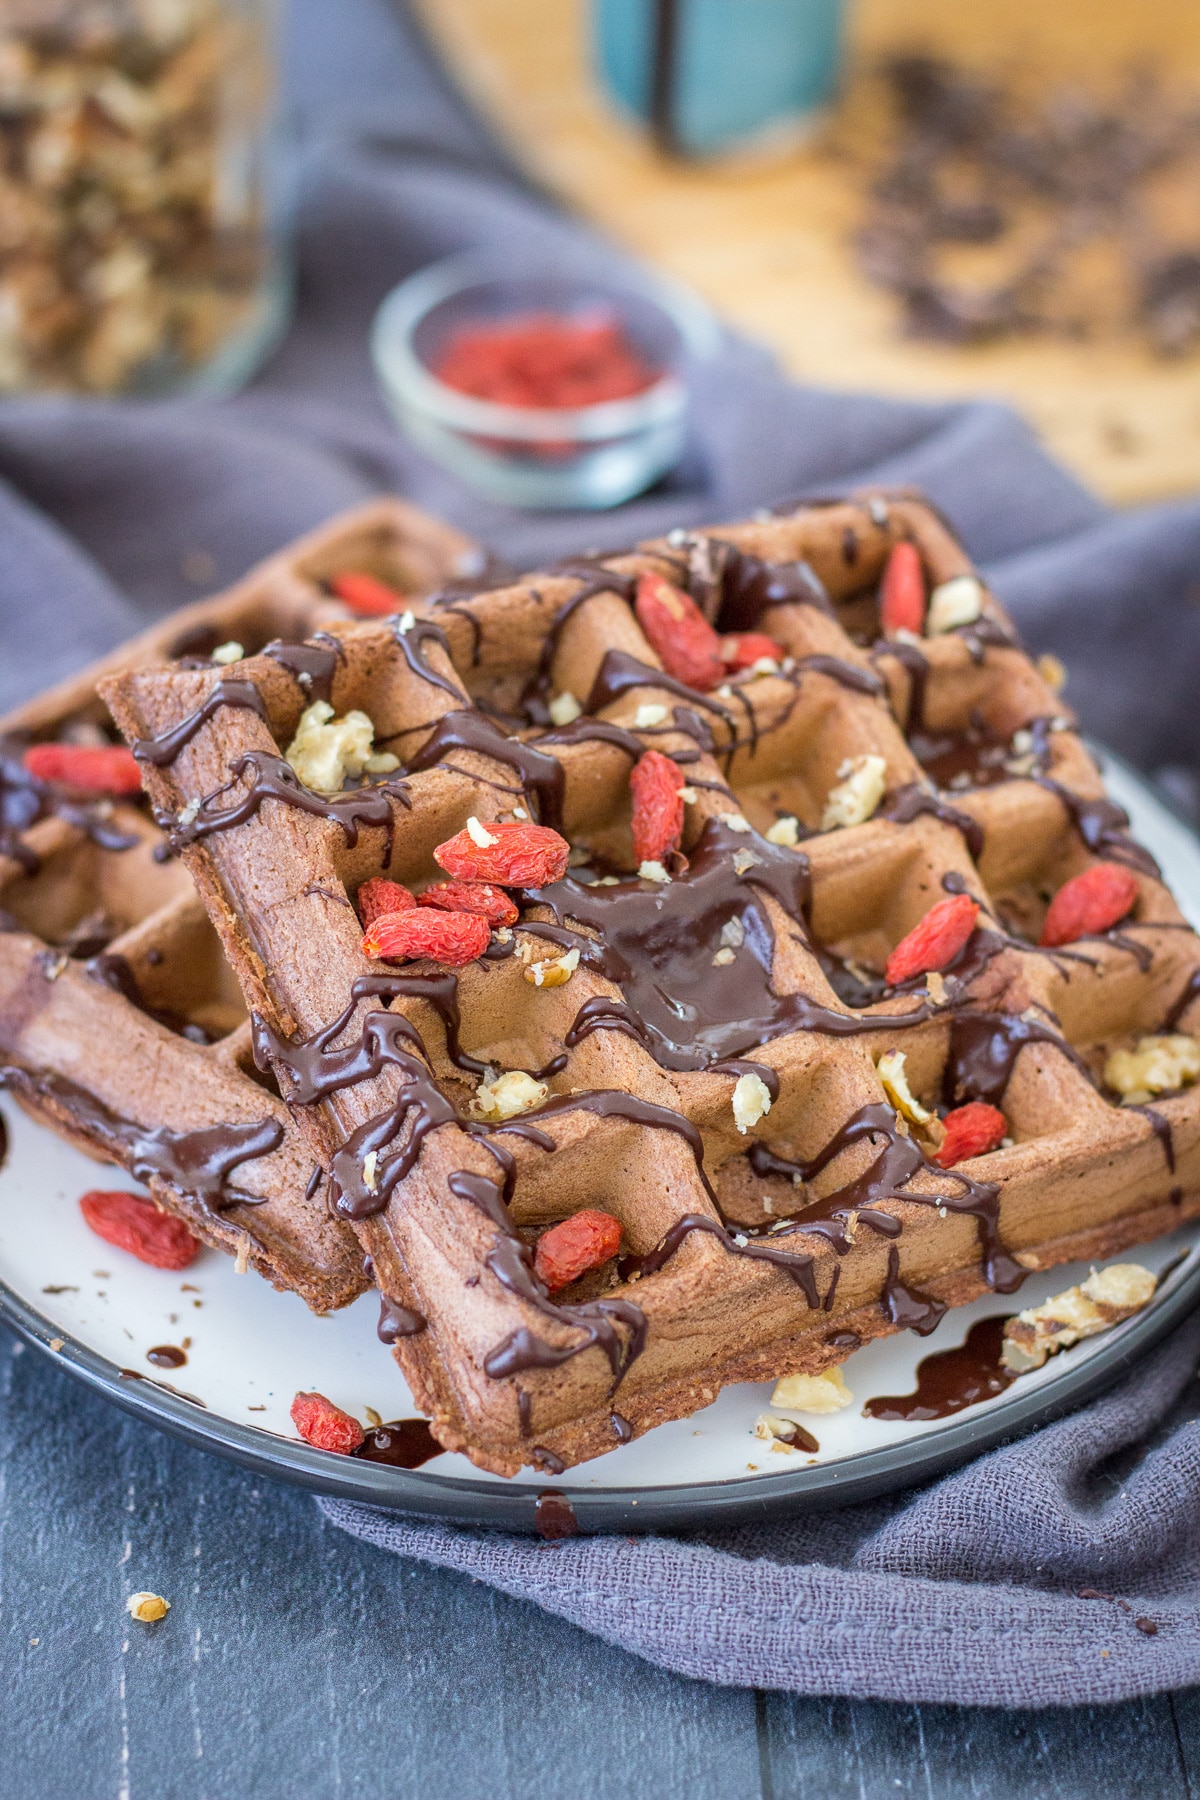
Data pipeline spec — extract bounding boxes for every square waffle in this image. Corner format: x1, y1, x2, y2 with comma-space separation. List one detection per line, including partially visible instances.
0, 498, 479, 1311
99, 491, 1200, 1475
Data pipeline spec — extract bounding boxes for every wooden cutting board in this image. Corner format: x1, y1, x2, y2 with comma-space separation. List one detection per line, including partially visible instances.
412, 0, 1200, 505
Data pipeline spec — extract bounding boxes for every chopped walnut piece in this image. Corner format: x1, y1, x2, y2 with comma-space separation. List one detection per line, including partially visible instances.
732, 1071, 772, 1133
1104, 1035, 1200, 1105
548, 692, 582, 726
875, 1049, 934, 1127
927, 575, 984, 634
523, 947, 580, 988
472, 1070, 548, 1121
822, 755, 887, 829
771, 1368, 854, 1413
1001, 1264, 1156, 1372
125, 1592, 170, 1623
285, 702, 397, 794
765, 815, 801, 847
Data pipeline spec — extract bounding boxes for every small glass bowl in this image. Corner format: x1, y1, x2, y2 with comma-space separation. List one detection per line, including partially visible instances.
371, 250, 719, 510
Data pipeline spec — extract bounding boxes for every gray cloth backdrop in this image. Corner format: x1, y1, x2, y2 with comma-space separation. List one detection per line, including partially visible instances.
2, 0, 1200, 1708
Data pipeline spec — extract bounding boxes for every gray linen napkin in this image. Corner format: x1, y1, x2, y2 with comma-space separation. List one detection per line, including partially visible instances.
2, 0, 1200, 1705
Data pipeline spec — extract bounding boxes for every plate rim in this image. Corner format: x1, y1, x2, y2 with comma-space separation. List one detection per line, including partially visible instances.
5, 1248, 1198, 1534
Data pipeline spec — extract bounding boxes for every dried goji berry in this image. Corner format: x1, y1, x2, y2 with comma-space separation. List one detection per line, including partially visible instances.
290, 1391, 365, 1455
1040, 862, 1139, 947
362, 907, 491, 966
720, 632, 783, 673
419, 879, 519, 927
879, 541, 926, 637
356, 877, 416, 927
630, 749, 685, 865
935, 1102, 1007, 1167
534, 1209, 624, 1291
634, 570, 724, 692
434, 818, 570, 887
79, 1190, 200, 1271
885, 893, 980, 985
25, 743, 143, 795
330, 571, 410, 617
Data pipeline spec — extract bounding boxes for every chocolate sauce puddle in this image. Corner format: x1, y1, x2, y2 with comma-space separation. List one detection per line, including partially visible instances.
526, 818, 931, 1072
146, 1344, 187, 1369
352, 1418, 441, 1468
863, 1314, 1015, 1419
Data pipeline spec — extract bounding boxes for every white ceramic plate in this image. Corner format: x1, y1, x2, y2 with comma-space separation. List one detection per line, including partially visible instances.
2, 752, 1197, 1532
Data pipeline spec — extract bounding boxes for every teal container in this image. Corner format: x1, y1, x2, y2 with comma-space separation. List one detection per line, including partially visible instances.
594, 0, 844, 159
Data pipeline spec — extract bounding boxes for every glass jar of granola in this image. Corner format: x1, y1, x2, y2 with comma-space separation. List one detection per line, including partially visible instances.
0, 0, 288, 395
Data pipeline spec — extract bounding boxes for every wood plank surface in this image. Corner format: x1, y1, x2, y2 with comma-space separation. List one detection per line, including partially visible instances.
6, 1320, 1200, 1799
411, 0, 1200, 506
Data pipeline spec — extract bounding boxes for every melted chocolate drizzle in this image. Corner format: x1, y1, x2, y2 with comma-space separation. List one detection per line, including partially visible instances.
942, 1011, 1095, 1109
748, 1101, 1020, 1291
131, 679, 269, 766
881, 781, 984, 859
161, 751, 410, 860
449, 1169, 648, 1386
264, 635, 344, 706
1038, 778, 1161, 879
392, 619, 465, 704
402, 708, 565, 831
0, 1065, 281, 1211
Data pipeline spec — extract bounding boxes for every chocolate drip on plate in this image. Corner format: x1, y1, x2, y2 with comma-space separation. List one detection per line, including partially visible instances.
132, 679, 269, 766
863, 1314, 1015, 1419
353, 1418, 441, 1467
146, 1344, 187, 1368
534, 1490, 579, 1538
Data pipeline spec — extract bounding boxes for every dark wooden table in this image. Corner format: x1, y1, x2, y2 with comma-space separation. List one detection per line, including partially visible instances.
4, 1325, 1197, 1800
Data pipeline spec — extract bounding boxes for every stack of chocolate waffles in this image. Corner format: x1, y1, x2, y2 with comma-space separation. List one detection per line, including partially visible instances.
4, 488, 1198, 1475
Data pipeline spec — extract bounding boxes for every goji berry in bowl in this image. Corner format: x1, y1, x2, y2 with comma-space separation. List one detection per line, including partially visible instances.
370, 250, 718, 509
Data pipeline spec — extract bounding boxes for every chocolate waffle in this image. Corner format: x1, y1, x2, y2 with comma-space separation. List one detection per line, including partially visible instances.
0, 498, 478, 1310
99, 490, 1200, 1474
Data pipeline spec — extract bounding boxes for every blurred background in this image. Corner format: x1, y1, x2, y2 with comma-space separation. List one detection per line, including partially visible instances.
411, 0, 1200, 506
